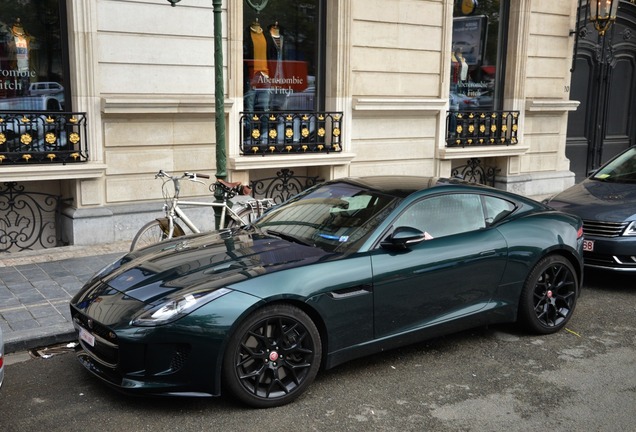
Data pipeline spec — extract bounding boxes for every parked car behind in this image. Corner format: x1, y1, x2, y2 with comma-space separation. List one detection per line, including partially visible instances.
0, 326, 4, 390
545, 146, 636, 272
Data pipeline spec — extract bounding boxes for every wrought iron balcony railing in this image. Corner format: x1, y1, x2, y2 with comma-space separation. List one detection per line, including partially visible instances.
0, 111, 89, 164
240, 111, 343, 155
446, 110, 519, 147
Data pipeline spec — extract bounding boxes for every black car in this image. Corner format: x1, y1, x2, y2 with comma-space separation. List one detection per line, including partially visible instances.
545, 146, 636, 272
71, 176, 584, 407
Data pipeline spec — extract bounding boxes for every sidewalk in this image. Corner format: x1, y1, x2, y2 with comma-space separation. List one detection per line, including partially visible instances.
0, 241, 131, 354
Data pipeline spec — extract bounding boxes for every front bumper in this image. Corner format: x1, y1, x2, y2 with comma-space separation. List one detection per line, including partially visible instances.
583, 236, 636, 272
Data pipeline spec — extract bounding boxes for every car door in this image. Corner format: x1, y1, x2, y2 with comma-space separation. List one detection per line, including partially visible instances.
371, 193, 509, 339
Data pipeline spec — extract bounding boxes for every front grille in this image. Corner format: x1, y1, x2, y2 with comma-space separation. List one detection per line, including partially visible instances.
72, 312, 119, 368
582, 219, 628, 238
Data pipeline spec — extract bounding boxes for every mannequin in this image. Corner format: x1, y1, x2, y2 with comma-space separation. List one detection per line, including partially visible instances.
244, 18, 271, 111
267, 21, 287, 110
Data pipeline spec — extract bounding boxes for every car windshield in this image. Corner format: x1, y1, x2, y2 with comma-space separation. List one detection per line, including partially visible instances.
592, 147, 636, 183
253, 181, 400, 253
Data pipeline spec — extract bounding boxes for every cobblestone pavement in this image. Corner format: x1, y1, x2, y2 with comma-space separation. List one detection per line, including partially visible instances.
0, 242, 130, 353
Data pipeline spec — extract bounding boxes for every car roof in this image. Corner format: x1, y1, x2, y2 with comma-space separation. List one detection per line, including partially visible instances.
327, 176, 495, 198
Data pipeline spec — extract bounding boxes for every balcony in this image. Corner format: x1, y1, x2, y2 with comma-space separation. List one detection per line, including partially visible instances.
446, 110, 519, 147
240, 111, 343, 156
0, 111, 89, 165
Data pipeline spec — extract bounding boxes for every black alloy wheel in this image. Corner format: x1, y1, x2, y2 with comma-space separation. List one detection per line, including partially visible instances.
223, 304, 322, 408
518, 255, 579, 334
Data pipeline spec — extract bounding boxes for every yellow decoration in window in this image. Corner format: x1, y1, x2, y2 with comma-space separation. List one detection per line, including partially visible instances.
47, 154, 56, 161
456, 125, 463, 134
0, 133, 5, 144
252, 129, 261, 139
46, 133, 57, 144
269, 129, 277, 139
21, 116, 30, 123
480, 125, 486, 133
22, 154, 32, 161
491, 125, 497, 133
252, 146, 259, 153
0, 155, 5, 163
318, 128, 325, 137
302, 145, 308, 151
302, 128, 309, 138
71, 152, 80, 160
285, 128, 293, 138
69, 133, 81, 144
468, 125, 475, 133
269, 146, 275, 152
69, 116, 79, 123
45, 116, 55, 123
285, 145, 292, 152
332, 128, 340, 137
318, 145, 324, 151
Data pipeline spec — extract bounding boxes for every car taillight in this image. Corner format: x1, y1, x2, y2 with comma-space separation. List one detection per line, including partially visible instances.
577, 226, 584, 239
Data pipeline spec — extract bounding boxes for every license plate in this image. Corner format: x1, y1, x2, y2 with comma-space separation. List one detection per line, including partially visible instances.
583, 239, 594, 252
79, 327, 95, 347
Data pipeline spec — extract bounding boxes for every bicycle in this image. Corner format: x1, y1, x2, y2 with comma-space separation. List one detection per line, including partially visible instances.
130, 169, 274, 251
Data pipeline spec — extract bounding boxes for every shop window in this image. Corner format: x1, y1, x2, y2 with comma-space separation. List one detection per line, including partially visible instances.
0, 0, 68, 111
243, 0, 324, 112
450, 0, 508, 112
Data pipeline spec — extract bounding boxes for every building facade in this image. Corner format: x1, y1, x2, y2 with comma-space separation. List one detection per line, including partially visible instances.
1, 0, 582, 250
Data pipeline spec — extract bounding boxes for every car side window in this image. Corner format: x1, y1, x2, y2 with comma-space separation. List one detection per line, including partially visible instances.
393, 193, 486, 239
483, 195, 516, 226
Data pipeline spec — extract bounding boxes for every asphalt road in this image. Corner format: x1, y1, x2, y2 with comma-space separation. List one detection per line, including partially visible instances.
0, 270, 634, 432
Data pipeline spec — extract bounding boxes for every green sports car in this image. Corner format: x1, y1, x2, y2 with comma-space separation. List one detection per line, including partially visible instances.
70, 176, 584, 408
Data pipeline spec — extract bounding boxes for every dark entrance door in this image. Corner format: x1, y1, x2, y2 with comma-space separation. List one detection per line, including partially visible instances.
567, 2, 636, 182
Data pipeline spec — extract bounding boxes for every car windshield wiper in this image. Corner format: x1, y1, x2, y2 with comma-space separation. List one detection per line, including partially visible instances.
263, 229, 312, 246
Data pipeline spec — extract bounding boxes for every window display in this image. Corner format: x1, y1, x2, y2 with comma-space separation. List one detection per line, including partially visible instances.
0, 0, 67, 111
450, 0, 506, 111
243, 0, 321, 112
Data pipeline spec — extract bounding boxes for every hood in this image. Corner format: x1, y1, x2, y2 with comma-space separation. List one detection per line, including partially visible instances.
547, 179, 636, 222
96, 229, 330, 305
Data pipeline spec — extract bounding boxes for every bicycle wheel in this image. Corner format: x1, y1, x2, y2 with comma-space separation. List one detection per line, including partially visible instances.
225, 206, 256, 229
130, 218, 184, 251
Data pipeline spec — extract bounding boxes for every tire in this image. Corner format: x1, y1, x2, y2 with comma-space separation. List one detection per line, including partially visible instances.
225, 206, 257, 229
130, 219, 184, 251
223, 304, 322, 408
517, 255, 579, 334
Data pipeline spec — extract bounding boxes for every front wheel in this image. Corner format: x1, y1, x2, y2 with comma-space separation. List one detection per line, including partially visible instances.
517, 255, 579, 334
223, 304, 322, 408
130, 218, 184, 251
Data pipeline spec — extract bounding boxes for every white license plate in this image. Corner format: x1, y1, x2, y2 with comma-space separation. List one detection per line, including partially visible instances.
79, 327, 95, 347
583, 239, 594, 252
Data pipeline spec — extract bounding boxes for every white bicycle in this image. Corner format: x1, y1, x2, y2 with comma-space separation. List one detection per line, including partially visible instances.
130, 170, 274, 251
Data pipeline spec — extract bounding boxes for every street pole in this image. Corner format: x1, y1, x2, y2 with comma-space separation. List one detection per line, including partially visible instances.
213, 0, 226, 180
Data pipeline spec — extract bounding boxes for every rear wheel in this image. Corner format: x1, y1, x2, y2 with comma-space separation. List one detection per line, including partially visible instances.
517, 255, 578, 334
130, 218, 183, 251
223, 304, 322, 408
225, 206, 256, 228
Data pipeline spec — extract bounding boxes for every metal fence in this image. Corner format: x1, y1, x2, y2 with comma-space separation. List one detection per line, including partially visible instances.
240, 111, 343, 155
0, 111, 89, 164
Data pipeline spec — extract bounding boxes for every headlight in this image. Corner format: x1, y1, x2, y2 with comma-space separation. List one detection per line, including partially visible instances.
130, 288, 231, 327
624, 221, 636, 237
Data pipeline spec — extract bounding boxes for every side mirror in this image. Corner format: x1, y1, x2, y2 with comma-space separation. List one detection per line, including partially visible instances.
380, 226, 427, 250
